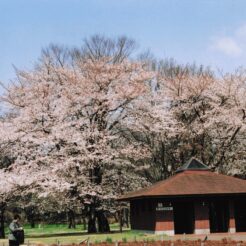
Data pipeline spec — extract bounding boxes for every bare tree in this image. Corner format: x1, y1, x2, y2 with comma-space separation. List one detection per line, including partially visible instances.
72, 35, 137, 63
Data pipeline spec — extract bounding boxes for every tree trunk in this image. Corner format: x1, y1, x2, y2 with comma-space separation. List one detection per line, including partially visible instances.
119, 208, 122, 233
25, 207, 36, 228
0, 204, 6, 239
82, 217, 87, 231
122, 208, 129, 228
113, 212, 119, 223
31, 220, 35, 228
87, 205, 97, 233
96, 210, 110, 233
126, 208, 129, 228
30, 212, 35, 228
67, 209, 76, 229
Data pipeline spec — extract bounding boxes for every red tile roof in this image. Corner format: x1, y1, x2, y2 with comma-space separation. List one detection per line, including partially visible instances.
118, 170, 246, 201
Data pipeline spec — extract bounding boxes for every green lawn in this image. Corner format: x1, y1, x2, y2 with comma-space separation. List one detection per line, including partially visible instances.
24, 224, 87, 236
0, 230, 167, 245
5, 223, 123, 237
1, 224, 167, 245
25, 231, 165, 245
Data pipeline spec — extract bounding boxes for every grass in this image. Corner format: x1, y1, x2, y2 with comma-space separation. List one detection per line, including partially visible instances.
0, 224, 167, 245
1, 224, 168, 245
1, 224, 246, 245
24, 224, 87, 236
5, 223, 124, 237
23, 231, 166, 244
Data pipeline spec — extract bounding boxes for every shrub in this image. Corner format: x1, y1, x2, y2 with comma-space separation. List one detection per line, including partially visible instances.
105, 237, 113, 243
122, 237, 127, 243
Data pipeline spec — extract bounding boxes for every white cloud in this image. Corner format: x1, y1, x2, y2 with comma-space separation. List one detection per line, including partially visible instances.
211, 37, 242, 57
209, 23, 246, 57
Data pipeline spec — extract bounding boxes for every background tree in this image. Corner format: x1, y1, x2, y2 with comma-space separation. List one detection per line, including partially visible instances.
157, 68, 246, 175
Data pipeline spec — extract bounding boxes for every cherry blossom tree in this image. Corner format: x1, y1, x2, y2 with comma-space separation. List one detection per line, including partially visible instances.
127, 58, 245, 180
159, 69, 246, 175
0, 170, 13, 238
0, 47, 154, 232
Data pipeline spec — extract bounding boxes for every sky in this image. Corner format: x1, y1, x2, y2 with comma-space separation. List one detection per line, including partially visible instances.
1, 0, 246, 87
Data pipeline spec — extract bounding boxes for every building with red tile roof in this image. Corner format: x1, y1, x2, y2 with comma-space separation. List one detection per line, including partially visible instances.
118, 158, 246, 235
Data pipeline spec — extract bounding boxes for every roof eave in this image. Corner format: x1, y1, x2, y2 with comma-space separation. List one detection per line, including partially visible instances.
117, 192, 246, 202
